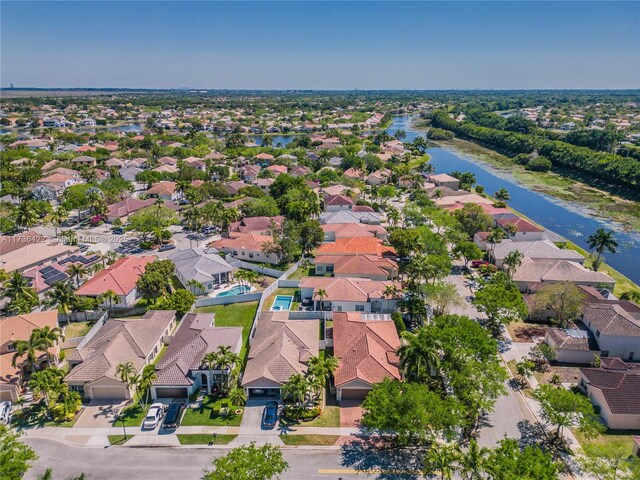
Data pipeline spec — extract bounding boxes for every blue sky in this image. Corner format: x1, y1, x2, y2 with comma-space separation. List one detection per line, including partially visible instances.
2, 1, 639, 89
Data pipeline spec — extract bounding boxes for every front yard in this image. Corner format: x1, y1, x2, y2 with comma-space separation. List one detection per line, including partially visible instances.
11, 402, 78, 429
181, 396, 244, 427
177, 434, 237, 445
117, 403, 146, 427
573, 429, 640, 452
280, 434, 340, 446
506, 320, 546, 342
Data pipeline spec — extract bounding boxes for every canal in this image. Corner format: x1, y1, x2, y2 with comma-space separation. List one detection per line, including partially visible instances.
387, 115, 640, 285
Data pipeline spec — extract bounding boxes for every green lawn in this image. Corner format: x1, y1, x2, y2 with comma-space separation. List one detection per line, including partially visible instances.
195, 301, 258, 363
65, 321, 93, 338
263, 288, 300, 312
177, 434, 237, 445
117, 403, 146, 427
279, 434, 339, 446
181, 396, 244, 427
108, 435, 133, 445
11, 402, 77, 429
288, 266, 317, 280
573, 429, 639, 453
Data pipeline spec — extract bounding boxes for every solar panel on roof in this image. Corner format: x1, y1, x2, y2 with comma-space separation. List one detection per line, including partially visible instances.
40, 266, 57, 275
44, 272, 68, 285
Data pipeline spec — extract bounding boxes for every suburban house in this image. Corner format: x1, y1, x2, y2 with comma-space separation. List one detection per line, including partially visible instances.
316, 237, 396, 257
314, 255, 398, 281
544, 328, 600, 364
105, 197, 156, 223
241, 311, 319, 398
75, 256, 156, 307
437, 193, 494, 209
229, 216, 285, 235
71, 155, 97, 167
332, 312, 401, 402
225, 180, 249, 196
166, 247, 233, 294
300, 277, 402, 313
495, 217, 546, 242
365, 169, 390, 186
429, 173, 460, 190
252, 178, 275, 192
151, 312, 242, 399
320, 210, 382, 225
511, 257, 615, 293
266, 164, 287, 176
211, 232, 279, 264
34, 173, 83, 199
145, 181, 181, 201
490, 240, 584, 267
324, 194, 354, 212
65, 310, 176, 400
240, 165, 261, 182
581, 303, 640, 361
321, 223, 388, 242
0, 310, 60, 402
0, 231, 80, 273
579, 358, 640, 430
23, 253, 101, 296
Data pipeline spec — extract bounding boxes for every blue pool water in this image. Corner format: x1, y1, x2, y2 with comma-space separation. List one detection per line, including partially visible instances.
216, 285, 251, 297
271, 295, 293, 311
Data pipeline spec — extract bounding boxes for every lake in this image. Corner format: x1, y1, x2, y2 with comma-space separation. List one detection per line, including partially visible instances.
249, 135, 296, 147
386, 115, 640, 285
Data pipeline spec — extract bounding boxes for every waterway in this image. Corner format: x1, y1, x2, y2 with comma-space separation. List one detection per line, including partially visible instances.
386, 115, 640, 285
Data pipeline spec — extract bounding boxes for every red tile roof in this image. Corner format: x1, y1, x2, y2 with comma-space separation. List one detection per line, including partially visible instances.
316, 237, 395, 256
76, 256, 155, 296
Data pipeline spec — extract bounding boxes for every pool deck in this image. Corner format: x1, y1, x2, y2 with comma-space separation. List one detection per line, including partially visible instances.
270, 295, 294, 311
206, 283, 255, 298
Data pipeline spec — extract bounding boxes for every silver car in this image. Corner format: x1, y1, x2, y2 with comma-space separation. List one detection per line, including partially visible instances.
142, 403, 165, 429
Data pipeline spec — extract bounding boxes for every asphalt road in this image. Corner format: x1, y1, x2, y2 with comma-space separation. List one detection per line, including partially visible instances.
24, 438, 428, 480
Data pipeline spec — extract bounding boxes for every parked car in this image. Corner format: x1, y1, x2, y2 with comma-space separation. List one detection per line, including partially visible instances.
0, 401, 12, 425
262, 401, 279, 429
143, 403, 166, 429
111, 227, 124, 235
158, 244, 176, 252
471, 260, 489, 268
162, 400, 185, 430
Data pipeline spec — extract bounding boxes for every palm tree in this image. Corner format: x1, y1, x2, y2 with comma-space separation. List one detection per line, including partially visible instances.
33, 325, 65, 365
12, 200, 38, 231
2, 271, 38, 310
59, 229, 78, 246
202, 351, 218, 391
458, 439, 490, 480
587, 227, 618, 271
186, 279, 205, 296
116, 362, 136, 386
282, 373, 309, 407
386, 207, 400, 227
503, 250, 524, 279
44, 281, 76, 323
494, 187, 510, 203
423, 443, 462, 480
314, 289, 327, 311
11, 330, 49, 372
66, 264, 88, 288
398, 328, 441, 383
228, 386, 247, 406
486, 228, 505, 258
49, 207, 69, 237
137, 364, 157, 406
100, 289, 120, 310
306, 355, 339, 400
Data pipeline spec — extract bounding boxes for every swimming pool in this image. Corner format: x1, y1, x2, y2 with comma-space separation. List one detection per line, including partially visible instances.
216, 285, 251, 297
271, 295, 293, 311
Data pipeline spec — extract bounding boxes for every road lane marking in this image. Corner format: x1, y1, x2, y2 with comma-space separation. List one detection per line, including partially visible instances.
318, 469, 422, 475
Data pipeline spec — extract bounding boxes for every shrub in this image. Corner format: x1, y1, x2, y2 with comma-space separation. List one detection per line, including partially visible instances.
525, 156, 552, 172
283, 405, 321, 421
514, 153, 531, 165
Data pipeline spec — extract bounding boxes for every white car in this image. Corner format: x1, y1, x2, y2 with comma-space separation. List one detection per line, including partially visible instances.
142, 403, 165, 429
0, 401, 13, 425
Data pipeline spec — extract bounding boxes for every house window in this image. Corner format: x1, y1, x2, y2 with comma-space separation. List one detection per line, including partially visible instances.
233, 251, 238, 256
7, 343, 15, 352
355, 305, 365, 312
249, 253, 254, 258
70, 385, 85, 395
601, 351, 609, 357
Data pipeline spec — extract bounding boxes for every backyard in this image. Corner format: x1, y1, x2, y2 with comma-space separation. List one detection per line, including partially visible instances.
64, 321, 94, 338
263, 287, 301, 312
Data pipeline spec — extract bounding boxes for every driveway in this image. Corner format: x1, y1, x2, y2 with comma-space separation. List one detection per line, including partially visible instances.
74, 400, 128, 428
339, 400, 363, 428
232, 398, 283, 445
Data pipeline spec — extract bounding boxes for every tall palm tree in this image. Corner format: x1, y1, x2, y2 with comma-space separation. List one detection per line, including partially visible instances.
44, 281, 76, 323
307, 355, 338, 400
11, 330, 49, 372
186, 279, 205, 295
12, 200, 38, 231
398, 328, 441, 384
137, 364, 157, 406
2, 271, 38, 309
423, 443, 462, 480
587, 227, 618, 271
202, 351, 218, 391
314, 289, 327, 311
33, 325, 65, 365
458, 439, 490, 480
486, 228, 505, 258
282, 373, 309, 407
49, 206, 69, 237
66, 264, 88, 288
100, 289, 120, 310
503, 250, 524, 279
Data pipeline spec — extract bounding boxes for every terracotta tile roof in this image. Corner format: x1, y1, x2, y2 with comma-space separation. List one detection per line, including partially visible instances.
0, 231, 48, 255
76, 256, 155, 296
300, 277, 401, 302
230, 216, 285, 234
546, 327, 596, 351
315, 255, 397, 278
316, 237, 395, 256
496, 217, 544, 233
66, 310, 175, 384
242, 312, 318, 388
154, 313, 242, 387
581, 360, 640, 415
321, 223, 386, 239
333, 312, 401, 387
146, 181, 176, 195
211, 232, 274, 253
106, 198, 156, 220
325, 194, 354, 206
255, 153, 275, 161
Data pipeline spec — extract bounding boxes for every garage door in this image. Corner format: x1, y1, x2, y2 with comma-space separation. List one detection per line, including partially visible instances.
91, 386, 127, 400
155, 387, 189, 399
340, 388, 370, 401
0, 390, 14, 402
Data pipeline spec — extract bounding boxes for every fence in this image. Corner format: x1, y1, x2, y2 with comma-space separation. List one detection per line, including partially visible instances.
288, 311, 332, 320
227, 259, 285, 278
194, 292, 262, 307
278, 279, 300, 288
68, 311, 109, 348
108, 306, 148, 318
62, 310, 107, 323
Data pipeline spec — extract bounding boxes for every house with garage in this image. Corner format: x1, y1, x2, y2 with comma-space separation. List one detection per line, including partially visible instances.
75, 256, 156, 308
151, 312, 242, 399
580, 303, 640, 361
229, 216, 285, 236
0, 310, 60, 402
145, 181, 181, 201
65, 310, 176, 400
579, 358, 640, 430
300, 277, 402, 313
242, 312, 319, 398
166, 247, 233, 295
105, 197, 156, 224
332, 312, 401, 402
211, 232, 279, 264
323, 194, 354, 212
316, 237, 396, 258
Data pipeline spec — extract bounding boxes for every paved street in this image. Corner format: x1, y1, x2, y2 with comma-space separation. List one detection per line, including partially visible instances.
24, 438, 427, 480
